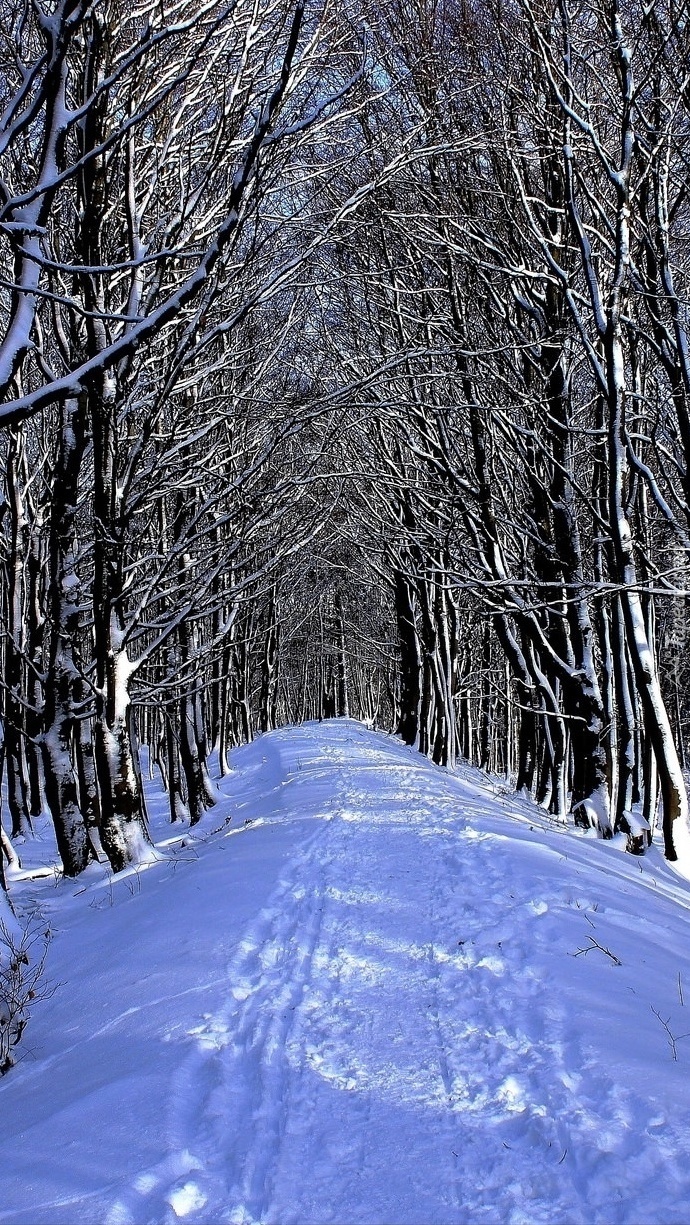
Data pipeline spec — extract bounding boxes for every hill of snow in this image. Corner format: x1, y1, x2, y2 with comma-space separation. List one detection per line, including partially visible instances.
2, 720, 690, 1224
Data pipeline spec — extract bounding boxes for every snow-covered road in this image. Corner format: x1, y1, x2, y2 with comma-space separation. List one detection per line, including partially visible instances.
4, 720, 690, 1224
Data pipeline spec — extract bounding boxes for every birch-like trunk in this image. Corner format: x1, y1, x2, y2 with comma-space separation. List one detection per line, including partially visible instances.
41, 398, 92, 876
90, 396, 151, 873
606, 315, 688, 857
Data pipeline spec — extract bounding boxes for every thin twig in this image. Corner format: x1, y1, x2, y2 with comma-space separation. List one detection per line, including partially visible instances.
573, 936, 622, 966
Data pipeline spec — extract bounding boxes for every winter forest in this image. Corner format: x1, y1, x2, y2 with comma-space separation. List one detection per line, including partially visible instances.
2, 0, 690, 890
5, 0, 690, 1211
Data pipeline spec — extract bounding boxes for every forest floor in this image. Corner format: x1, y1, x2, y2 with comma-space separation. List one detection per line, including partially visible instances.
3, 720, 690, 1224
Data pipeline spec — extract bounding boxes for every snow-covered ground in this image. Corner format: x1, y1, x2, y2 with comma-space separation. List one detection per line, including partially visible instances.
3, 719, 690, 1224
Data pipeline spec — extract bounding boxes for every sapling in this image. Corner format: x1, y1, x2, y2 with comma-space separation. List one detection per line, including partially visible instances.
0, 920, 54, 1074
650, 1005, 690, 1063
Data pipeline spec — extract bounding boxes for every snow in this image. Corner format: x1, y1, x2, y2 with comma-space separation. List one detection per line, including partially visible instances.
4, 719, 690, 1224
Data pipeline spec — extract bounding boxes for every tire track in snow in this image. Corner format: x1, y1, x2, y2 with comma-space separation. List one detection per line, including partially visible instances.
266, 868, 378, 1225
100, 728, 347, 1222
424, 825, 673, 1223
222, 870, 328, 1222
185, 829, 332, 1225
162, 723, 354, 1223
424, 829, 577, 1222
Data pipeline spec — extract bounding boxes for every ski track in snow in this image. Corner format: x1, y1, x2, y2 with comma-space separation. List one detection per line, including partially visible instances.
6, 720, 690, 1225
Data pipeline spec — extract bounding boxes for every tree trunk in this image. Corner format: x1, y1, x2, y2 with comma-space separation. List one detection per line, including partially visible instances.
91, 394, 151, 872
394, 567, 421, 746
41, 398, 93, 876
5, 428, 31, 839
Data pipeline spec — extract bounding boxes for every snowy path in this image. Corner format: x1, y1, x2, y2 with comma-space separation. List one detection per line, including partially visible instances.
4, 721, 690, 1224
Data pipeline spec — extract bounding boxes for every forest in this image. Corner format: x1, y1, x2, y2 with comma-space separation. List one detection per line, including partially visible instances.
1, 0, 690, 914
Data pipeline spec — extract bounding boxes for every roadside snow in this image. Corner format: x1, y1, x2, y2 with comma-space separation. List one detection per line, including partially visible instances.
3, 720, 690, 1224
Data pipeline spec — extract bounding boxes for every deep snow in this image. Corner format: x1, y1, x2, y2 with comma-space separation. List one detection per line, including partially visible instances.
3, 720, 690, 1224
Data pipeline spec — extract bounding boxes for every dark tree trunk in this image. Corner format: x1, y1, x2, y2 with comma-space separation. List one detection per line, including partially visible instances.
393, 567, 421, 747
5, 428, 31, 840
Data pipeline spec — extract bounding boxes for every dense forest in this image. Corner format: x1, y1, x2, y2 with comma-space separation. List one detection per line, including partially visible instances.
1, 0, 690, 921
